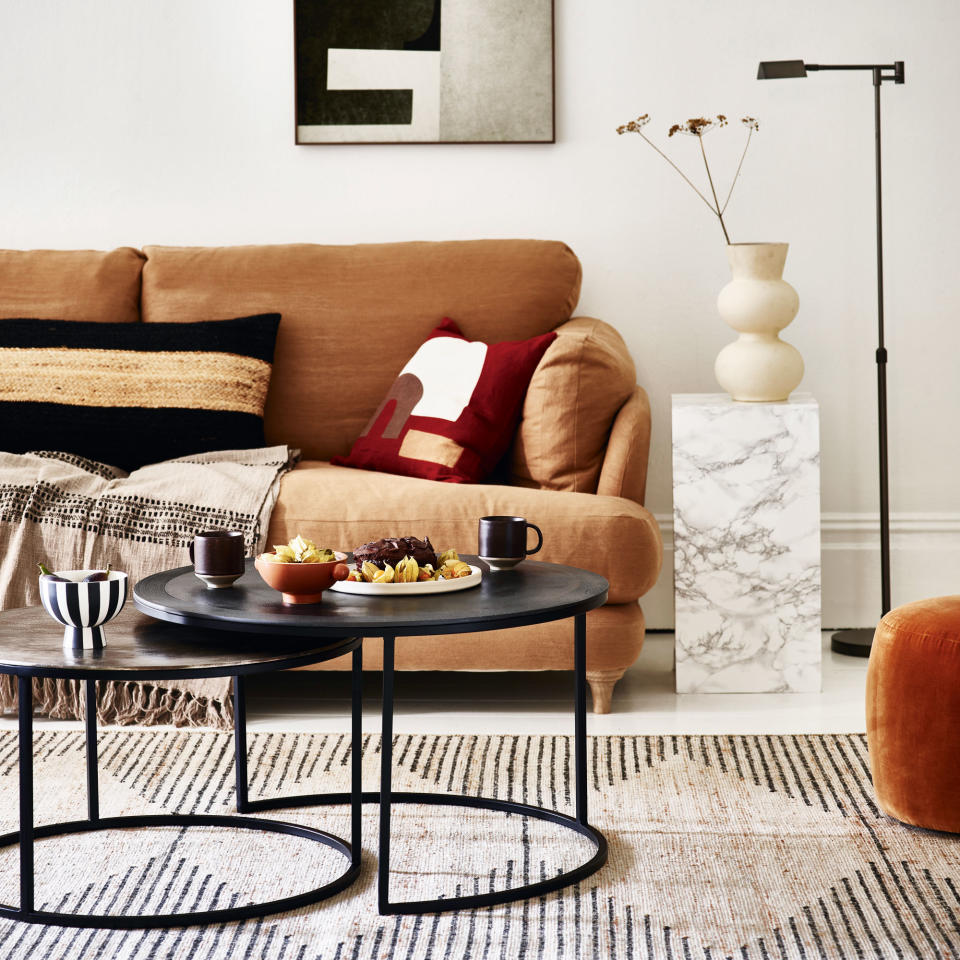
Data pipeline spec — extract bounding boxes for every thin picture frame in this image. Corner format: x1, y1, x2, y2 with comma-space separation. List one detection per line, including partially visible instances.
293, 0, 556, 145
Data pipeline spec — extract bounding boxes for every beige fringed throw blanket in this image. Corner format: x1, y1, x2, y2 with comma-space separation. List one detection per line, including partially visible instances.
0, 446, 298, 729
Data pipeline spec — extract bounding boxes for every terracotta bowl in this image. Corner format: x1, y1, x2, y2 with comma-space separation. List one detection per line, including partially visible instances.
254, 553, 349, 604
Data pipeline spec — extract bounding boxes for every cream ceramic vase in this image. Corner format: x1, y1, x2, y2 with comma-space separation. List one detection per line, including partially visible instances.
714, 242, 803, 401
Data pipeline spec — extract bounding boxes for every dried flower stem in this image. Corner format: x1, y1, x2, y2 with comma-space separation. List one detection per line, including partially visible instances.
617, 115, 759, 247
721, 126, 753, 216
632, 130, 717, 216
698, 134, 730, 245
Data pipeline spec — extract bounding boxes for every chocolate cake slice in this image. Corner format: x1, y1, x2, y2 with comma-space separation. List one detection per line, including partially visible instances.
352, 536, 437, 570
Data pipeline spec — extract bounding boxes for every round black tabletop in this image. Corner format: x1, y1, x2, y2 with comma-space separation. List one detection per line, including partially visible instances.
0, 604, 359, 681
134, 557, 609, 638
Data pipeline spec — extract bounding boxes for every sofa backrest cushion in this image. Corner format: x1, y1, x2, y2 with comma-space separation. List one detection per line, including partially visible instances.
0, 314, 280, 471
140, 240, 581, 461
510, 317, 637, 493
0, 248, 144, 324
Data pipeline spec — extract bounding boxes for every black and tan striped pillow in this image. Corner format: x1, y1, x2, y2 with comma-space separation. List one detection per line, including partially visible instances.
0, 314, 280, 471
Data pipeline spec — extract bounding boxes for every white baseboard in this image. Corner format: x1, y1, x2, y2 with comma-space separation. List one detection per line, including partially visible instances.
642, 512, 960, 630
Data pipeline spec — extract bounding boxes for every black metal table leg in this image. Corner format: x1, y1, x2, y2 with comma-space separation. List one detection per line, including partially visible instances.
85, 679, 99, 822
351, 644, 363, 855
378, 635, 395, 914
233, 674, 249, 813
226, 641, 365, 875
17, 675, 34, 917
374, 615, 607, 916
574, 613, 587, 824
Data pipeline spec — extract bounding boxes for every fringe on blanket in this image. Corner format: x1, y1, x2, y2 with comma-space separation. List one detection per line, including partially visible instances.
0, 675, 234, 730
0, 444, 298, 729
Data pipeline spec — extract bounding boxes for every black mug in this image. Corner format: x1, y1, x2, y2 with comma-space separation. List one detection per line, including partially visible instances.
478, 516, 543, 571
189, 530, 245, 588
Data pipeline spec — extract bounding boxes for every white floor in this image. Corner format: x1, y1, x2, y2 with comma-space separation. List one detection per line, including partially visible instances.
1, 633, 869, 736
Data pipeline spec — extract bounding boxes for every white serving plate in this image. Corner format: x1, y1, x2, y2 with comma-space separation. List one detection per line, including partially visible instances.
329, 564, 482, 596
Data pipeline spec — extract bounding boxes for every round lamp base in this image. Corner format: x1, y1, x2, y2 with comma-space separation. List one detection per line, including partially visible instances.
831, 627, 875, 658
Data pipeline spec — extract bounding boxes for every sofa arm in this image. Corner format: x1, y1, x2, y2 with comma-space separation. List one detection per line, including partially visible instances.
596, 385, 652, 505
510, 316, 636, 493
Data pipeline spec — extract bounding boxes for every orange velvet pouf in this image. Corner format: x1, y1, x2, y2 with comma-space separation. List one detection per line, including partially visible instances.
866, 596, 960, 833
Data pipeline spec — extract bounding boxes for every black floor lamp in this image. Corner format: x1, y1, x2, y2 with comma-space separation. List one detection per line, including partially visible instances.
757, 58, 905, 657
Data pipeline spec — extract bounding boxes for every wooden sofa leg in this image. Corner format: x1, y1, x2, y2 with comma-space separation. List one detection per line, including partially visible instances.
587, 669, 625, 714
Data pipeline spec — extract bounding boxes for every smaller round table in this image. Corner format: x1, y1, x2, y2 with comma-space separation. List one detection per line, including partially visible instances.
0, 605, 362, 930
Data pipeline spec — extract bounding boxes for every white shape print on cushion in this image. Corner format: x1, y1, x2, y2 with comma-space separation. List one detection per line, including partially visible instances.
399, 336, 488, 422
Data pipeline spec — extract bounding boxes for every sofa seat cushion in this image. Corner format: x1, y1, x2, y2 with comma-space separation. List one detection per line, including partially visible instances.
0, 247, 144, 324
140, 240, 582, 462
267, 461, 662, 604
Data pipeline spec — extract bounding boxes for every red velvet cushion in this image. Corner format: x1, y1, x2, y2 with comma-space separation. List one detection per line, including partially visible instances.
332, 318, 557, 483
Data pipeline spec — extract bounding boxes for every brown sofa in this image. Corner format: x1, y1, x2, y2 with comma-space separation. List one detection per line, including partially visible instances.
0, 240, 662, 711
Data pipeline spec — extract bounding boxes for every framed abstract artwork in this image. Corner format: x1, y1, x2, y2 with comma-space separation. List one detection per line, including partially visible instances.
293, 0, 555, 144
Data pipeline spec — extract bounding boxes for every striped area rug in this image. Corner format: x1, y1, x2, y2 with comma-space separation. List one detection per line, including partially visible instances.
0, 731, 958, 959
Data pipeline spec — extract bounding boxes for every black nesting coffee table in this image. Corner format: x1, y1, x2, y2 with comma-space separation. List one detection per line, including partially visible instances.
0, 604, 363, 929
134, 556, 610, 916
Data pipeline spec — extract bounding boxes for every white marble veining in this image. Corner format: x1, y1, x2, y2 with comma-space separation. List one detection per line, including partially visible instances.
672, 393, 821, 693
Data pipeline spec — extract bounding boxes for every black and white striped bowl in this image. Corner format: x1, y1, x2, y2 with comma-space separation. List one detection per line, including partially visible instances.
39, 570, 128, 650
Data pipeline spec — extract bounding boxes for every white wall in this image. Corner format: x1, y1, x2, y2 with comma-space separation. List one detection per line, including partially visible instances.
1, 0, 958, 625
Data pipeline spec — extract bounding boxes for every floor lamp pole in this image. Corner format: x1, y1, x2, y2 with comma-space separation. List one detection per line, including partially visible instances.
830, 62, 904, 657
873, 69, 892, 619
755, 57, 904, 657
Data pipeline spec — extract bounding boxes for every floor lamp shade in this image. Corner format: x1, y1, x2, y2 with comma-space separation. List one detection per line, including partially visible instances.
756, 60, 807, 79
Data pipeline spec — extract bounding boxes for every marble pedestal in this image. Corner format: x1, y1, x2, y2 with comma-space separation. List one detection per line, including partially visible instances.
672, 393, 821, 693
